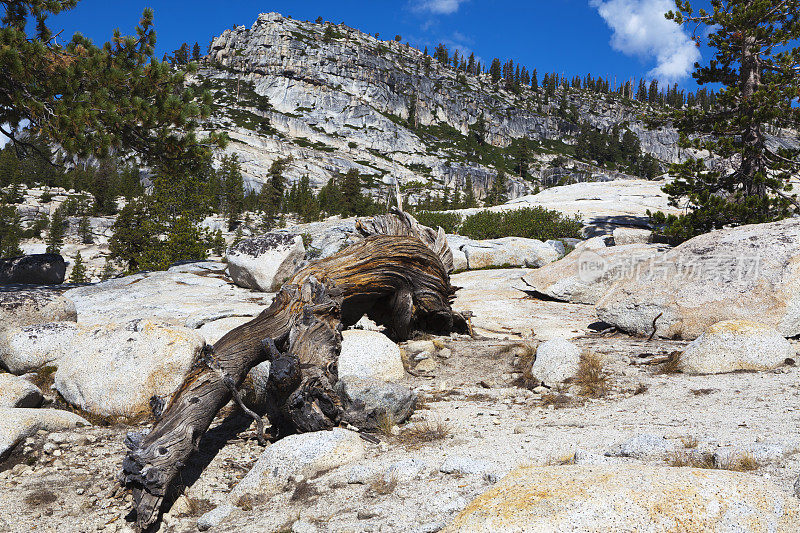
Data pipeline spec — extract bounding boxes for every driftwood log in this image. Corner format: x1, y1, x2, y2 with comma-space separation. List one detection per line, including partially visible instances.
120, 233, 468, 530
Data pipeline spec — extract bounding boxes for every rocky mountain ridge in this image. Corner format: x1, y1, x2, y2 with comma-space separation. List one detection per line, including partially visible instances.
196, 12, 688, 203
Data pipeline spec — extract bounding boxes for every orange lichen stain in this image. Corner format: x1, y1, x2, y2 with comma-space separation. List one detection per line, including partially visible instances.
452, 467, 588, 526
446, 466, 800, 533
705, 319, 770, 334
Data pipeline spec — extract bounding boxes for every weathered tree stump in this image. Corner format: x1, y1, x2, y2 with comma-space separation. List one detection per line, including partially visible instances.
120, 233, 467, 530
356, 207, 455, 273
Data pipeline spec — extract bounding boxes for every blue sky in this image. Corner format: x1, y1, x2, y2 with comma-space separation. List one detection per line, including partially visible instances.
47, 0, 705, 89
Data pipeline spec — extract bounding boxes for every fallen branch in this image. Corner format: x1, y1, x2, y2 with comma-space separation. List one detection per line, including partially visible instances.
648, 312, 664, 341
120, 234, 468, 530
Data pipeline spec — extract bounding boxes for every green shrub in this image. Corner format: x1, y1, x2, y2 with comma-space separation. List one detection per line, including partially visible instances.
459, 207, 582, 241
415, 211, 462, 234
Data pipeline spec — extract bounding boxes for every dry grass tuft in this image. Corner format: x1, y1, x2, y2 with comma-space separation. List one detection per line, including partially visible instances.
574, 351, 610, 398
540, 392, 572, 408
506, 342, 539, 389
546, 451, 577, 466
414, 394, 430, 410
680, 436, 699, 449
668, 450, 761, 472
368, 474, 398, 496
668, 450, 715, 469
179, 497, 215, 516
375, 412, 396, 438
718, 452, 760, 472
235, 494, 267, 512
399, 347, 414, 373
398, 418, 450, 448
460, 392, 494, 403
658, 351, 683, 374
633, 383, 649, 395
23, 488, 57, 507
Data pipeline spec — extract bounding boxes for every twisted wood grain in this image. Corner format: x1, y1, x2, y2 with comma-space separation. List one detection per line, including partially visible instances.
356, 207, 455, 274
120, 235, 467, 530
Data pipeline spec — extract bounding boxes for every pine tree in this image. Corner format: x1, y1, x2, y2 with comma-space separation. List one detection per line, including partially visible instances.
488, 171, 508, 206
1, 3, 220, 170
648, 79, 659, 104
260, 158, 290, 227
520, 67, 530, 87
318, 177, 343, 216
192, 42, 201, 62
0, 202, 22, 258
463, 175, 477, 208
340, 168, 374, 217
434, 43, 449, 65
623, 80, 633, 100
46, 207, 66, 254
219, 154, 245, 227
657, 0, 800, 241
173, 43, 190, 66
69, 251, 88, 283
109, 198, 153, 272
148, 215, 207, 269
439, 186, 448, 210
636, 78, 648, 101
452, 184, 462, 208
489, 58, 502, 84
110, 153, 216, 272
472, 113, 487, 147
515, 138, 531, 179
531, 69, 538, 91
100, 258, 116, 280
78, 215, 93, 244
287, 175, 320, 223
150, 156, 213, 223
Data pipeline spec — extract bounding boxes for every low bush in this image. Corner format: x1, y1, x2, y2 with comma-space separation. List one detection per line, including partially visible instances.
574, 351, 610, 398
459, 207, 582, 241
415, 211, 462, 234
398, 418, 450, 448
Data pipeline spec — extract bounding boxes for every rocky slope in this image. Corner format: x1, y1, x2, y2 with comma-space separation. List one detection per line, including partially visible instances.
196, 12, 688, 203
4, 216, 800, 531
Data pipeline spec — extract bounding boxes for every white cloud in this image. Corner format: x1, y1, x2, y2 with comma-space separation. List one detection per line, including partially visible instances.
589, 0, 700, 81
412, 0, 468, 15
451, 31, 472, 44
